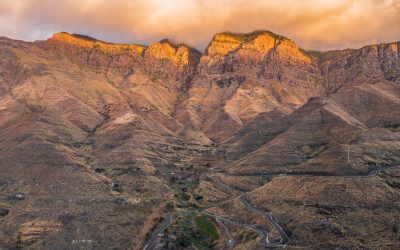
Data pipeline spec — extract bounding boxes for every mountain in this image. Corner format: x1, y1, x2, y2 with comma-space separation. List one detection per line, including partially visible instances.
0, 31, 399, 249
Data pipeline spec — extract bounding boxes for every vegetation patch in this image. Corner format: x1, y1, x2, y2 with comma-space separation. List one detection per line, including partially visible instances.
195, 215, 219, 240
164, 213, 218, 249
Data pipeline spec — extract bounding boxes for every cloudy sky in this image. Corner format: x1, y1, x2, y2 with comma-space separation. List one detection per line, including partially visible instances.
0, 0, 399, 51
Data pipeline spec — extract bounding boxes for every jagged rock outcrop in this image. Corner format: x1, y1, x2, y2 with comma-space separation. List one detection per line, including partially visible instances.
42, 32, 201, 86
44, 32, 145, 76
175, 31, 322, 141
201, 31, 289, 72
315, 42, 400, 94
142, 39, 201, 87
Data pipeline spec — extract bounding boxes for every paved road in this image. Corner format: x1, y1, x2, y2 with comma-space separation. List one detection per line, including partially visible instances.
208, 164, 400, 248
208, 175, 236, 190
215, 215, 235, 249
203, 211, 283, 248
209, 175, 290, 248
229, 164, 400, 178
143, 164, 400, 249
240, 195, 290, 246
143, 212, 173, 250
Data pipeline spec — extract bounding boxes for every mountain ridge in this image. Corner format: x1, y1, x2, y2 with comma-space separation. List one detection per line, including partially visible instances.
0, 30, 399, 249
45, 31, 400, 55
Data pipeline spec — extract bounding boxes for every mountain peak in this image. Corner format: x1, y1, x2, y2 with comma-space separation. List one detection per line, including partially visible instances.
48, 32, 146, 54
145, 40, 201, 66
216, 30, 282, 40
158, 38, 178, 47
49, 32, 104, 46
205, 30, 290, 57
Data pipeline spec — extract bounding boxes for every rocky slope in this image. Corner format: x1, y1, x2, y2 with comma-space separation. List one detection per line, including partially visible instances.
0, 31, 399, 249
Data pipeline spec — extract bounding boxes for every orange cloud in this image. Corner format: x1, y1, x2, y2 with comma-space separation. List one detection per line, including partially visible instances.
1, 0, 400, 51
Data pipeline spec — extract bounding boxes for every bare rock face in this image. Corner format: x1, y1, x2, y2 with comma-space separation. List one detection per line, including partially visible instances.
316, 42, 400, 93
49, 32, 146, 54
175, 31, 322, 141
262, 38, 322, 106
45, 32, 145, 76
142, 39, 201, 87
1, 30, 400, 249
201, 31, 288, 72
43, 32, 201, 87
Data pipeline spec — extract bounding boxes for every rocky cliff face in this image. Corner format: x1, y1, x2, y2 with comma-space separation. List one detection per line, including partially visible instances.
174, 31, 322, 141
142, 39, 201, 87
40, 31, 398, 143
1, 31, 400, 249
201, 31, 305, 72
43, 32, 201, 86
316, 42, 400, 93
44, 32, 145, 76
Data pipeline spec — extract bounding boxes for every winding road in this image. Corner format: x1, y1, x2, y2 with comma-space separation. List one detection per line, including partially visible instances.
229, 164, 400, 178
209, 175, 290, 248
143, 212, 174, 250
142, 164, 400, 249
208, 175, 237, 191
215, 215, 235, 249
240, 195, 290, 246
203, 211, 283, 248
207, 164, 400, 248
